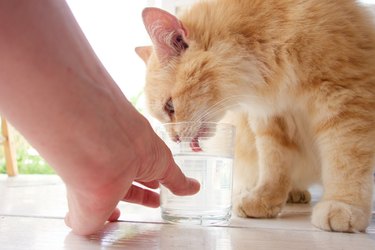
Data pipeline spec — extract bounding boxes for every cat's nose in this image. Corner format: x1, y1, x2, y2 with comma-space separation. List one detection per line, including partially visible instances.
173, 135, 181, 143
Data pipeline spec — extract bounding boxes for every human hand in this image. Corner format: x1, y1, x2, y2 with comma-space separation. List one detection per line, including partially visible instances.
63, 111, 200, 235
0, 0, 199, 236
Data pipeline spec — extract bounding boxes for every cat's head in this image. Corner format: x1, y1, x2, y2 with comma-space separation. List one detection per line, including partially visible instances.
136, 7, 262, 140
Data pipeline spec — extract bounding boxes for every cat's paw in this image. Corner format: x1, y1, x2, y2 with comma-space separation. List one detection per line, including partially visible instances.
232, 191, 248, 218
311, 200, 370, 232
234, 190, 284, 218
287, 189, 311, 204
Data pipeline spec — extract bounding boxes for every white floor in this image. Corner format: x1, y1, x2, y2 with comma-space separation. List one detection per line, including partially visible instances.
0, 174, 374, 250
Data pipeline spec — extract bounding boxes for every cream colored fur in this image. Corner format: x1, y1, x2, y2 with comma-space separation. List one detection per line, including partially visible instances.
136, 0, 375, 232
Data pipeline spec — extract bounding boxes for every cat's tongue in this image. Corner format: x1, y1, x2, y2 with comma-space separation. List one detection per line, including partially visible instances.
190, 137, 202, 152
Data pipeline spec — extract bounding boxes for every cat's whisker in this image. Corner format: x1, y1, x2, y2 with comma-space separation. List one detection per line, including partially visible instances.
204, 93, 260, 116
191, 101, 234, 123
199, 103, 242, 122
191, 102, 240, 124
190, 95, 249, 123
190, 94, 258, 123
189, 96, 237, 122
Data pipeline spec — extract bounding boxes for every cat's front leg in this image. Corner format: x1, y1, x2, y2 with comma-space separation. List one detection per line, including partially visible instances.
311, 114, 375, 232
229, 112, 260, 217
239, 115, 298, 218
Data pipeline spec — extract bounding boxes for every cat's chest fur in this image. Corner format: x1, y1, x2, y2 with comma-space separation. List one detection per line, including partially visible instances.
236, 62, 302, 117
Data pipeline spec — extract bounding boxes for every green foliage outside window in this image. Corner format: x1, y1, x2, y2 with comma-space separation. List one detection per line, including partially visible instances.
0, 129, 55, 174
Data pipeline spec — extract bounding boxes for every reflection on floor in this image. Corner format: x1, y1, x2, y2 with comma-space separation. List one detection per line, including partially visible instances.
0, 175, 374, 250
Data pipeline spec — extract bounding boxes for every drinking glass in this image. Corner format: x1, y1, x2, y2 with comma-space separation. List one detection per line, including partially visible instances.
156, 122, 236, 225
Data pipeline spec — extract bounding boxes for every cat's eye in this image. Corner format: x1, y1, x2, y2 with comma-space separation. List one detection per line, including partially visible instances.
164, 98, 175, 117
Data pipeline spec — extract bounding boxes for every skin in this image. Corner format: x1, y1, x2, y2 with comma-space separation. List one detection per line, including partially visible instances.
0, 0, 199, 235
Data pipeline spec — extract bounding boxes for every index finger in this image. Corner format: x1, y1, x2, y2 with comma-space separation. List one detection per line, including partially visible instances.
159, 161, 200, 196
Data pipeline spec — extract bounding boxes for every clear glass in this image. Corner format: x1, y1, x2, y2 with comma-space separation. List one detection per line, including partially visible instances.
156, 122, 236, 225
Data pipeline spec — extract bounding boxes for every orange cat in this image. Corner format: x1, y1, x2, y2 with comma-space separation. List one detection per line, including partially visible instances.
136, 0, 375, 232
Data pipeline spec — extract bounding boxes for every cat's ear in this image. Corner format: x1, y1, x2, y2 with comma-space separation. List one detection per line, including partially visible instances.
135, 46, 153, 64
142, 7, 188, 63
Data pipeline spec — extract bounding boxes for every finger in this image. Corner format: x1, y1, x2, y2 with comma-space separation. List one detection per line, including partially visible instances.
122, 184, 160, 208
136, 180, 159, 189
64, 190, 120, 235
64, 211, 108, 236
107, 207, 121, 222
159, 161, 200, 196
65, 207, 120, 229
